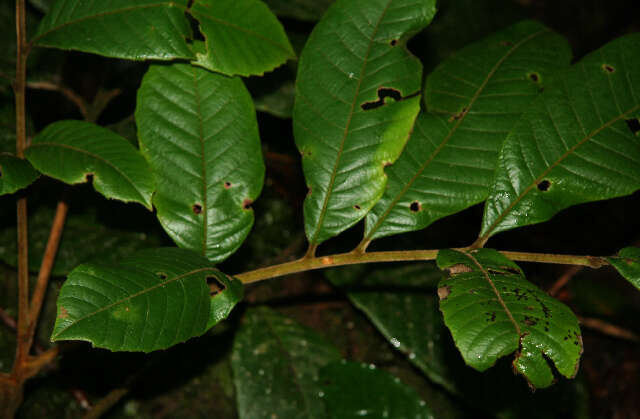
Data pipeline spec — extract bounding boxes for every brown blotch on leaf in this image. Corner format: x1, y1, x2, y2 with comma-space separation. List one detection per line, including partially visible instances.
528, 72, 540, 82
59, 306, 69, 319
500, 40, 513, 46
448, 264, 472, 275
242, 198, 253, 210
207, 275, 226, 296
537, 180, 551, 191
383, 161, 392, 168
156, 272, 168, 280
602, 63, 615, 73
449, 107, 468, 122
390, 39, 398, 46
437, 286, 451, 300
224, 181, 232, 189
354, 205, 361, 210
193, 204, 203, 214
409, 201, 421, 212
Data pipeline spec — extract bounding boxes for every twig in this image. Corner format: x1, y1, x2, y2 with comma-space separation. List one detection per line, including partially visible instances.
579, 316, 640, 342
549, 265, 584, 296
26, 81, 89, 119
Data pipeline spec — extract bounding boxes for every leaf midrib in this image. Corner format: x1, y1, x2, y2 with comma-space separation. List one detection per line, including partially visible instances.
364, 27, 550, 242
309, 0, 393, 246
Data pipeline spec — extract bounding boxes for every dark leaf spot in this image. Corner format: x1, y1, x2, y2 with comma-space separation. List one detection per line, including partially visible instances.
390, 39, 398, 46
602, 63, 615, 73
448, 107, 468, 122
193, 204, 203, 214
242, 198, 253, 210
537, 180, 551, 191
361, 87, 402, 110
354, 205, 361, 210
85, 173, 94, 183
524, 315, 537, 326
409, 201, 421, 212
59, 306, 69, 319
156, 272, 168, 280
527, 72, 540, 82
626, 118, 640, 135
207, 275, 226, 296
224, 181, 232, 189
437, 286, 451, 300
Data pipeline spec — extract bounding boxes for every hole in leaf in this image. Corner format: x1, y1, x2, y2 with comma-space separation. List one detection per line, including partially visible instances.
409, 201, 421, 212
361, 87, 402, 110
193, 203, 203, 214
156, 272, 168, 280
84, 173, 94, 183
449, 107, 468, 122
354, 205, 361, 210
537, 180, 551, 191
242, 198, 253, 210
527, 72, 540, 82
626, 118, 640, 135
207, 275, 226, 296
602, 63, 615, 73
224, 181, 232, 189
390, 39, 398, 46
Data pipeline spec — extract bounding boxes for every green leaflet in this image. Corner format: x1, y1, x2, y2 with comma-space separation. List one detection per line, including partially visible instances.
294, 0, 435, 247
480, 34, 640, 241
231, 307, 341, 419
190, 0, 295, 76
25, 120, 154, 209
0, 154, 39, 196
32, 0, 193, 60
51, 248, 243, 352
136, 62, 264, 264
436, 249, 582, 389
320, 361, 433, 419
363, 21, 571, 243
608, 247, 640, 291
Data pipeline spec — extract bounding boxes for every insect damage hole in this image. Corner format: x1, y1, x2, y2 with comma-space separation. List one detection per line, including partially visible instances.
390, 39, 398, 46
207, 275, 226, 296
537, 180, 551, 191
224, 181, 232, 189
242, 198, 253, 210
409, 201, 421, 212
527, 72, 540, 82
602, 63, 615, 73
354, 205, 361, 210
625, 118, 640, 135
156, 272, 168, 280
361, 87, 402, 110
193, 203, 203, 214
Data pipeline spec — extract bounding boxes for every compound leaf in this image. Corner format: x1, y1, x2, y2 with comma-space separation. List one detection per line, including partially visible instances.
25, 120, 154, 209
51, 247, 243, 352
479, 33, 640, 242
363, 21, 571, 243
294, 0, 436, 247
190, 0, 295, 76
608, 247, 640, 291
232, 307, 341, 419
436, 248, 582, 389
32, 0, 193, 60
136, 62, 264, 264
320, 361, 433, 419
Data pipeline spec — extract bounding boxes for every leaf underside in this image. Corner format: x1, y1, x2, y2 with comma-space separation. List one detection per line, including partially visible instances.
190, 0, 295, 76
32, 0, 193, 60
436, 248, 582, 389
25, 120, 154, 208
608, 247, 640, 291
136, 62, 264, 264
231, 307, 341, 419
480, 33, 640, 240
364, 20, 571, 242
52, 248, 243, 352
293, 0, 436, 247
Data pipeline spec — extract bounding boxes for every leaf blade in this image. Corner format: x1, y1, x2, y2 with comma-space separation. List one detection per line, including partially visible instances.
32, 0, 193, 60
25, 120, 154, 208
136, 62, 265, 263
364, 20, 571, 242
0, 154, 40, 195
51, 247, 243, 352
480, 33, 640, 241
189, 0, 295, 76
294, 0, 436, 247
436, 248, 582, 389
608, 247, 640, 291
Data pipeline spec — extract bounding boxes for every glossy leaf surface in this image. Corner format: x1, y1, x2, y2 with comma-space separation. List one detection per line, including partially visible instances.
436, 248, 582, 388
364, 21, 571, 242
608, 247, 640, 291
26, 120, 154, 208
294, 0, 435, 246
0, 154, 39, 196
32, 0, 192, 60
480, 34, 640, 240
232, 307, 341, 419
320, 361, 433, 419
326, 264, 456, 392
190, 0, 295, 76
136, 62, 264, 263
52, 248, 243, 352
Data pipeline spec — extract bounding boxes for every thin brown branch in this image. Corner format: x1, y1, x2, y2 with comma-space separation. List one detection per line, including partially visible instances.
549, 265, 584, 296
579, 316, 640, 342
26, 81, 89, 119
